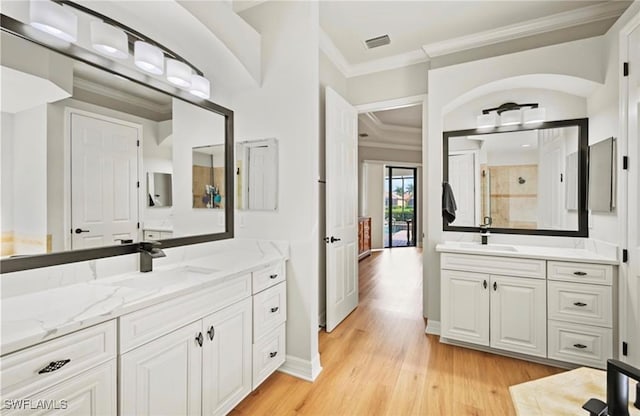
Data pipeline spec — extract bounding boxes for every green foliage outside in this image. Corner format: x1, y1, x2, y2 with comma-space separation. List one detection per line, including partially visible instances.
385, 206, 414, 222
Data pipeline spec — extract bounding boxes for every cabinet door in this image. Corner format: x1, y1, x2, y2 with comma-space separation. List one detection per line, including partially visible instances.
120, 321, 202, 416
490, 275, 547, 357
202, 298, 252, 416
7, 361, 116, 416
441, 270, 490, 345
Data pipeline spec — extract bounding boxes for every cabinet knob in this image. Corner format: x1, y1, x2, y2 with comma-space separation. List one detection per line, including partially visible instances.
483, 280, 487, 289
196, 332, 203, 347
573, 343, 587, 349
493, 282, 497, 291
573, 271, 587, 276
573, 302, 587, 307
38, 359, 71, 374
269, 351, 278, 358
269, 274, 278, 280
207, 326, 215, 341
270, 306, 279, 313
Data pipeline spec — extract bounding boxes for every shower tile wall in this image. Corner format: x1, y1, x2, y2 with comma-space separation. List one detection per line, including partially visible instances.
488, 164, 538, 229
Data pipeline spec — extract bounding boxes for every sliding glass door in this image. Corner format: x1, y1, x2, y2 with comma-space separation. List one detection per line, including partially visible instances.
383, 167, 417, 248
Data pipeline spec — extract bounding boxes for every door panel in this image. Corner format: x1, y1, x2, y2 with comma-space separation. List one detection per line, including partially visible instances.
448, 153, 477, 227
441, 270, 489, 345
325, 87, 358, 332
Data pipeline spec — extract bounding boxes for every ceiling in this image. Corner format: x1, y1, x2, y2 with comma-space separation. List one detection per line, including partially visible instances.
358, 104, 422, 150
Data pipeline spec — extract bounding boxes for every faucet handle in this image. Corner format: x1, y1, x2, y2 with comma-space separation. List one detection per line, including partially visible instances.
582, 398, 608, 416
483, 216, 493, 226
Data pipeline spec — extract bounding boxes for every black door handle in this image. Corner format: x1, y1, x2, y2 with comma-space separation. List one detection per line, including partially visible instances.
493, 281, 497, 291
196, 332, 203, 347
269, 274, 278, 279
270, 306, 279, 313
269, 351, 278, 358
74, 228, 90, 234
207, 326, 215, 341
483, 280, 487, 289
324, 236, 342, 243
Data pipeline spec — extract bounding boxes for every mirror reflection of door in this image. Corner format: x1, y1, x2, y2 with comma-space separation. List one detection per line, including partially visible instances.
71, 112, 140, 249
448, 152, 480, 227
383, 166, 417, 248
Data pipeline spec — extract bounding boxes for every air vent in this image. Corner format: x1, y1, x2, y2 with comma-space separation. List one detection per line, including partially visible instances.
364, 34, 390, 49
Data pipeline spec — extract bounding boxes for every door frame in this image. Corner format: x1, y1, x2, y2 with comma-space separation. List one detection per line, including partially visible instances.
618, 11, 640, 363
384, 165, 418, 248
64, 107, 143, 251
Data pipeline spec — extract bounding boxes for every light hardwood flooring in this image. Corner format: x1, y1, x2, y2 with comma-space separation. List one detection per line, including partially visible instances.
231, 248, 564, 415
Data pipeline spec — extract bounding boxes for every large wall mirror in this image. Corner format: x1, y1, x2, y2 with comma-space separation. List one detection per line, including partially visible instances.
443, 118, 588, 237
1, 12, 233, 273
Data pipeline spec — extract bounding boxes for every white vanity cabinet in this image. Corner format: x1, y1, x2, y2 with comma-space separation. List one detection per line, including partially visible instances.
441, 255, 547, 358
0, 321, 117, 416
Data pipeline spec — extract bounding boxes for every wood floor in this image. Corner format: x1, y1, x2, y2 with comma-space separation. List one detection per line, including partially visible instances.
231, 248, 564, 415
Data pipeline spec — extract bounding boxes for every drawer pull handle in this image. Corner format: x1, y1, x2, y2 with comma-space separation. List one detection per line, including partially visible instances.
493, 282, 497, 291
207, 326, 215, 341
196, 332, 204, 347
270, 307, 279, 313
573, 271, 587, 276
573, 343, 588, 349
269, 351, 278, 358
269, 274, 278, 279
38, 359, 71, 374
573, 302, 587, 307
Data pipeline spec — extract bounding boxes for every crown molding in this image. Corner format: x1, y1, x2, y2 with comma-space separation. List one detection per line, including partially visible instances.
364, 112, 422, 134
319, 29, 352, 76
358, 140, 422, 151
348, 49, 428, 78
422, 1, 629, 58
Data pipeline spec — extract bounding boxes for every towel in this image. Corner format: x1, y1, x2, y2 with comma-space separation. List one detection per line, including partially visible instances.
442, 182, 457, 224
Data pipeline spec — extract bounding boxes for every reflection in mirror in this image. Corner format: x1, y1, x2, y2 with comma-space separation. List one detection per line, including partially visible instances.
147, 173, 173, 207
192, 145, 225, 209
236, 138, 278, 211
0, 31, 227, 258
445, 123, 586, 234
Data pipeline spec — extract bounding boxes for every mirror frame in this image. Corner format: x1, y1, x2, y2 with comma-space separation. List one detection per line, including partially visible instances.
442, 118, 589, 237
0, 14, 234, 273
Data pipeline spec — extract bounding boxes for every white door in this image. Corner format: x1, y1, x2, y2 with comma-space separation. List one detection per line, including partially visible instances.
538, 130, 564, 229
625, 24, 640, 367
441, 270, 490, 346
490, 275, 547, 357
71, 112, 139, 249
20, 361, 116, 416
248, 145, 276, 210
325, 87, 358, 332
202, 298, 252, 416
448, 152, 478, 226
120, 321, 202, 416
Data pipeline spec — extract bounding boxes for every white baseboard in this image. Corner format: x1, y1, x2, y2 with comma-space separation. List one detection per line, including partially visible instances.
425, 320, 441, 335
278, 353, 323, 382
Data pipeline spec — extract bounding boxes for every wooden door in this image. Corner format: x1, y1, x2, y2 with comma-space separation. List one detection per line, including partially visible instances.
490, 275, 547, 357
120, 321, 202, 416
202, 298, 252, 416
441, 270, 490, 346
71, 112, 139, 249
325, 87, 358, 332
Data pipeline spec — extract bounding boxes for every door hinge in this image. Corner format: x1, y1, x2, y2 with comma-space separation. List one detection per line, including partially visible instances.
623, 156, 628, 170
137, 222, 140, 229
137, 140, 140, 147
622, 249, 628, 263
622, 341, 628, 356
623, 62, 629, 77
137, 181, 140, 188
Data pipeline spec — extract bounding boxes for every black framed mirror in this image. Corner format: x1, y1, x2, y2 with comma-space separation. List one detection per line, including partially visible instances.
1, 12, 234, 273
443, 118, 588, 237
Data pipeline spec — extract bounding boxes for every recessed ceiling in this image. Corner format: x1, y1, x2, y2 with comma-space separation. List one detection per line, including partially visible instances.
358, 104, 422, 150
372, 105, 422, 129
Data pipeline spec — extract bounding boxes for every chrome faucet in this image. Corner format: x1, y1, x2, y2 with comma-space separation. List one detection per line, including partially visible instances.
480, 216, 492, 245
138, 241, 166, 273
582, 359, 640, 416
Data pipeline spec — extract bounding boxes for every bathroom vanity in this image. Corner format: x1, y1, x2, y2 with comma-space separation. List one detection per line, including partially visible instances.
0, 240, 288, 416
436, 242, 618, 369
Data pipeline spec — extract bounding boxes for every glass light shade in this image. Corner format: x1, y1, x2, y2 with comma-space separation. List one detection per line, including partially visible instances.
523, 107, 546, 124
134, 41, 164, 75
166, 59, 192, 88
90, 21, 128, 59
476, 113, 498, 129
190, 75, 210, 99
500, 109, 522, 126
29, 0, 77, 43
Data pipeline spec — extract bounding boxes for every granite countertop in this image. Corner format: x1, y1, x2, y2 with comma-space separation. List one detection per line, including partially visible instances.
0, 240, 288, 356
435, 242, 618, 265
510, 367, 640, 415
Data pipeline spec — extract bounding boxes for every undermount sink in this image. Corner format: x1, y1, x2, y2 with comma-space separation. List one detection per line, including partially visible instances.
459, 243, 518, 252
100, 265, 221, 289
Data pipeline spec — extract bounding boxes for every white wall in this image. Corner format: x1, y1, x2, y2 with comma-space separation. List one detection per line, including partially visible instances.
232, 1, 322, 379
1, 112, 15, 253
348, 62, 428, 106
425, 36, 607, 322
361, 162, 384, 249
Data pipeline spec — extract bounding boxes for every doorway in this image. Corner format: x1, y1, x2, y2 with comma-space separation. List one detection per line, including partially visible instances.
384, 166, 417, 248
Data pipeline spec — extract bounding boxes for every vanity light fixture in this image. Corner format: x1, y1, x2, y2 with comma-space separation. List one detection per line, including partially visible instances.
500, 109, 522, 126
134, 41, 164, 75
477, 102, 544, 129
166, 59, 192, 88
29, 0, 78, 42
190, 74, 211, 99
90, 21, 128, 59
477, 113, 499, 129
523, 107, 546, 124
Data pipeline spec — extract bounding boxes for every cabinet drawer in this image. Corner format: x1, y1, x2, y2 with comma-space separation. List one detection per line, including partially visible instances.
252, 262, 285, 294
252, 324, 285, 389
548, 281, 612, 327
143, 231, 160, 241
120, 273, 251, 353
441, 253, 546, 279
548, 320, 612, 369
1, 321, 116, 399
253, 282, 287, 341
547, 261, 613, 285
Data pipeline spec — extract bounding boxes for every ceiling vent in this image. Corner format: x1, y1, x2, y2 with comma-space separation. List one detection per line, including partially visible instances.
364, 34, 390, 49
